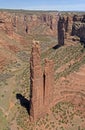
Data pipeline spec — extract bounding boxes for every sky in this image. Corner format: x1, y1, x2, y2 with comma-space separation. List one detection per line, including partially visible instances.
0, 0, 85, 11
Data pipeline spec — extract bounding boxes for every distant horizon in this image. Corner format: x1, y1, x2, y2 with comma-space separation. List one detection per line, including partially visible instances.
0, 8, 85, 12
0, 0, 85, 11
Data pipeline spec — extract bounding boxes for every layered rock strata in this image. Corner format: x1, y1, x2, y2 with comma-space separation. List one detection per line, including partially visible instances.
72, 15, 85, 44
30, 41, 43, 120
30, 41, 54, 121
44, 59, 54, 105
58, 16, 65, 46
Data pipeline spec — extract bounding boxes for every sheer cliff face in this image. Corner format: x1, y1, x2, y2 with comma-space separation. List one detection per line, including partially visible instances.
30, 41, 43, 120
1, 10, 85, 44
30, 41, 54, 121
0, 12, 13, 36
58, 16, 65, 46
57, 14, 85, 45
14, 13, 57, 35
0, 11, 57, 36
72, 15, 85, 43
57, 15, 74, 46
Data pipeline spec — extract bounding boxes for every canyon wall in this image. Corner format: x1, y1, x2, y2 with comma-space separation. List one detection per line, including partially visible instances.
72, 15, 85, 43
0, 10, 85, 45
0, 11, 57, 36
58, 13, 85, 45
0, 12, 13, 36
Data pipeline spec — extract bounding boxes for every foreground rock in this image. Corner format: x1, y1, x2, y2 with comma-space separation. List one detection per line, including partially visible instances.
30, 41, 54, 121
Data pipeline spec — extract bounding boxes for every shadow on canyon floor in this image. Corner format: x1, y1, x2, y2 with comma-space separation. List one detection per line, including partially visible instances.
53, 44, 62, 49
16, 93, 30, 115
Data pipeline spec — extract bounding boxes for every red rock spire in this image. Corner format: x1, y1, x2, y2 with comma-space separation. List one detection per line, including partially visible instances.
30, 41, 43, 120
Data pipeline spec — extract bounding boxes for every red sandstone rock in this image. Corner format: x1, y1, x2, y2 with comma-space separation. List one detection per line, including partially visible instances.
72, 14, 85, 43
5, 22, 13, 36
0, 12, 14, 36
58, 16, 65, 46
30, 41, 43, 120
0, 11, 57, 36
66, 16, 73, 35
30, 41, 55, 121
44, 58, 54, 105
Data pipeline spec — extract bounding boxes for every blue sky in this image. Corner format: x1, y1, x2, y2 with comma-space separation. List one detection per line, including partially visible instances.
0, 0, 85, 11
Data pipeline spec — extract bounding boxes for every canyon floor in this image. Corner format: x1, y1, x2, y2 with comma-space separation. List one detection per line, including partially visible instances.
0, 10, 85, 130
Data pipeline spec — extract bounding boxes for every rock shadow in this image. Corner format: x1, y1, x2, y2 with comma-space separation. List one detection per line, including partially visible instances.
16, 93, 30, 115
53, 44, 61, 49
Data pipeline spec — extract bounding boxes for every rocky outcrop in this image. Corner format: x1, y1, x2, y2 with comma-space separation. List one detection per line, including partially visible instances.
30, 41, 43, 120
44, 59, 54, 105
1, 10, 85, 44
66, 16, 73, 35
30, 41, 54, 121
73, 15, 85, 22
38, 13, 57, 31
16, 13, 57, 35
0, 11, 57, 36
0, 12, 14, 36
58, 16, 65, 46
72, 15, 85, 44
0, 11, 61, 37
57, 14, 85, 46
72, 23, 85, 44
5, 22, 13, 36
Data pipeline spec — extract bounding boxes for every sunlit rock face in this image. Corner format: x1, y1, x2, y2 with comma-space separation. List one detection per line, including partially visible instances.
30, 41, 54, 121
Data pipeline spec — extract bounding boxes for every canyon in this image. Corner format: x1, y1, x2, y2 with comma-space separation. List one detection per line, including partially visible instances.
0, 10, 85, 130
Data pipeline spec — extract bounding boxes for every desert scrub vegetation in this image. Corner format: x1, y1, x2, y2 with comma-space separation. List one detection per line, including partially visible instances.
15, 65, 30, 98
0, 73, 14, 82
55, 54, 85, 80
53, 43, 84, 69
16, 51, 30, 62
41, 42, 85, 80
42, 42, 83, 62
0, 72, 14, 85
0, 109, 9, 130
52, 101, 75, 124
16, 107, 31, 130
22, 66, 30, 90
16, 109, 51, 130
51, 101, 85, 130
